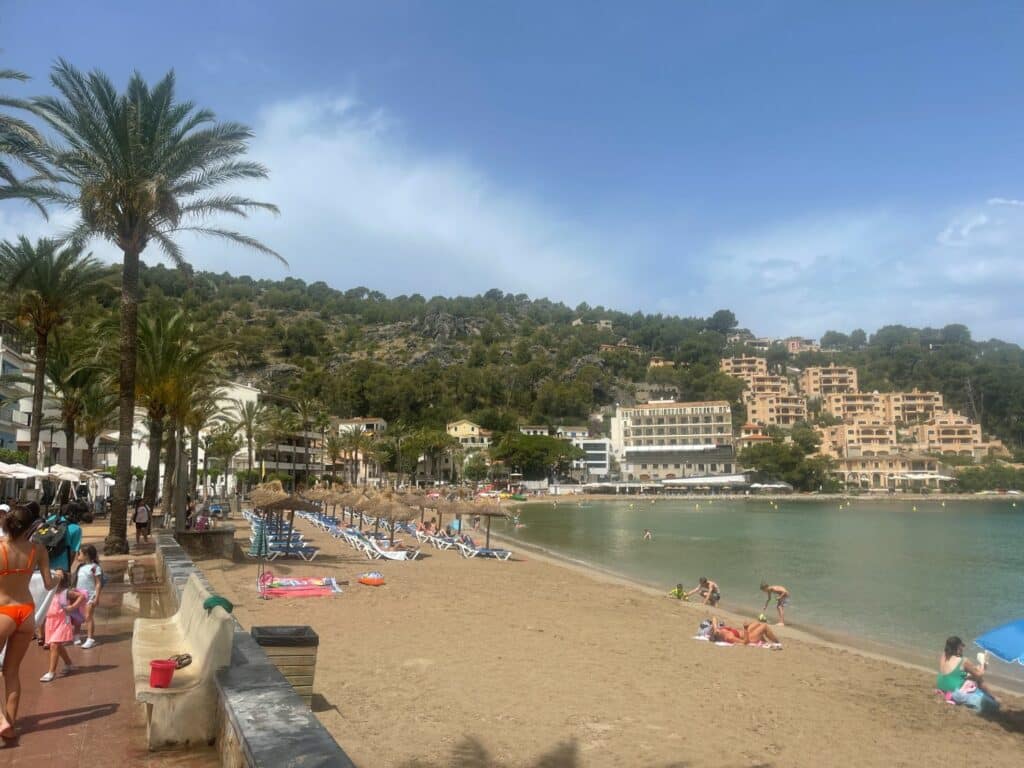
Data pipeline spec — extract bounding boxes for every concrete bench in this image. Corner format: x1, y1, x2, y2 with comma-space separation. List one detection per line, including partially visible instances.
132, 573, 234, 750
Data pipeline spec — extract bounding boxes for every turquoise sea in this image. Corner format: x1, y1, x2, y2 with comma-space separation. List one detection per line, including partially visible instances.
499, 498, 1024, 686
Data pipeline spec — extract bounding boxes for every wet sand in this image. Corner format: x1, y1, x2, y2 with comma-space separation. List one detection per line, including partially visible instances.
200, 518, 1024, 767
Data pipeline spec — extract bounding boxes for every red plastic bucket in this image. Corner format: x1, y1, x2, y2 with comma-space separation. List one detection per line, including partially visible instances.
149, 659, 177, 688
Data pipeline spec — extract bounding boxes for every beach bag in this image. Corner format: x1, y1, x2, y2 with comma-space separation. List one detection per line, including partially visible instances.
58, 590, 85, 630
33, 517, 69, 563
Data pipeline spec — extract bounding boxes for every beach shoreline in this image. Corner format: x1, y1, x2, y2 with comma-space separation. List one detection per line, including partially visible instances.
488, 528, 1024, 697
510, 491, 1021, 504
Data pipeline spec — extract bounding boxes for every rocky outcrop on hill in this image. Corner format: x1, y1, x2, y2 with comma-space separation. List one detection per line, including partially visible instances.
564, 354, 605, 380
412, 312, 486, 342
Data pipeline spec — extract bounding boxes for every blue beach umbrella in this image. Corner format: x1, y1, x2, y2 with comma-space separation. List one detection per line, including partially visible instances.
976, 619, 1024, 664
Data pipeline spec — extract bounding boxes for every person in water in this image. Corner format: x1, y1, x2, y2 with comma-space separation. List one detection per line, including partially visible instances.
710, 617, 782, 648
760, 582, 790, 625
936, 636, 999, 710
685, 577, 721, 606
642, 529, 652, 541
0, 505, 61, 738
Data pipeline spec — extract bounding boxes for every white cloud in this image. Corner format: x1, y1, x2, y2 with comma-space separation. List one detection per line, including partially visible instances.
937, 213, 989, 246
172, 94, 633, 306
987, 197, 1024, 208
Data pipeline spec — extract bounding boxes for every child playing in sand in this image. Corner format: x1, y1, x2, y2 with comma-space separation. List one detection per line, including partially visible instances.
760, 582, 790, 625
684, 577, 721, 606
668, 583, 686, 599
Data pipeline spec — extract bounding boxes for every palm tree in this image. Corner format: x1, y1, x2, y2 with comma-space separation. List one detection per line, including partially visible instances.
260, 406, 300, 490
185, 394, 219, 498
341, 429, 376, 486
0, 237, 106, 468
30, 61, 280, 553
78, 378, 117, 470
293, 398, 324, 488
0, 67, 48, 205
382, 420, 411, 487
325, 434, 344, 484
227, 398, 265, 492
44, 334, 91, 467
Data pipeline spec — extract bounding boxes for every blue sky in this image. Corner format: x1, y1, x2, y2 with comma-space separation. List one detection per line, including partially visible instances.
3, 2, 1024, 342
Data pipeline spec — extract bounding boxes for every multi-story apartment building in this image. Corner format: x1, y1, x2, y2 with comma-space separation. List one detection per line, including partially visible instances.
823, 392, 880, 422
878, 390, 944, 425
447, 419, 492, 450
817, 420, 899, 458
743, 374, 792, 398
746, 393, 807, 427
615, 400, 734, 481
571, 437, 613, 479
720, 356, 768, 383
910, 411, 987, 458
0, 332, 32, 455
799, 363, 859, 397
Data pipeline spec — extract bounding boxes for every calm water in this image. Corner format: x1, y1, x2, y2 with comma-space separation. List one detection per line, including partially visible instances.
500, 498, 1024, 683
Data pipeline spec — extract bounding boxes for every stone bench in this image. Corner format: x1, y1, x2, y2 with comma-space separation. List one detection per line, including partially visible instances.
132, 572, 234, 750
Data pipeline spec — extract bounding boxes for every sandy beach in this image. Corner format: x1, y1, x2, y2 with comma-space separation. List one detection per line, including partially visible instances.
199, 518, 1024, 767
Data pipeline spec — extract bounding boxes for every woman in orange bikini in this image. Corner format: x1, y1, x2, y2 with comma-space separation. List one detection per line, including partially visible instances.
0, 505, 59, 739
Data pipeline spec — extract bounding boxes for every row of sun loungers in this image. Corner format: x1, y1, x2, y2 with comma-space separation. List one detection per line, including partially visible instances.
296, 509, 513, 561
244, 512, 321, 561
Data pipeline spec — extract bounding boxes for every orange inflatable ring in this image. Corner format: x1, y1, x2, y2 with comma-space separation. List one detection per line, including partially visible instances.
358, 571, 385, 587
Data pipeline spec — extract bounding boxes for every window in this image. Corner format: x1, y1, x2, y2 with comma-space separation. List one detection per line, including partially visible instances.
641, 463, 648, 470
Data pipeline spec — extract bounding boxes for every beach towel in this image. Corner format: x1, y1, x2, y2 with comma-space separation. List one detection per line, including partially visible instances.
692, 636, 781, 649
258, 572, 343, 598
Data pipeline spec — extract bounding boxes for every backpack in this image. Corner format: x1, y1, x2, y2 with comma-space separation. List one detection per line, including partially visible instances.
33, 517, 69, 563
58, 589, 85, 629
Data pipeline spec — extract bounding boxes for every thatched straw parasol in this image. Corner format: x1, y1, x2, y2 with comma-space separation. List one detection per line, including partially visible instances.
303, 487, 331, 502
250, 480, 289, 508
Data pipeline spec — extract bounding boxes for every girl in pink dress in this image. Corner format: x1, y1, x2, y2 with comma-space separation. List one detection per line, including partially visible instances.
40, 572, 84, 682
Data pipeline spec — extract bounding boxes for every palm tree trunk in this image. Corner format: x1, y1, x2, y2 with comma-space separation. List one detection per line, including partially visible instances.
161, 425, 177, 526
143, 416, 163, 509
246, 435, 253, 491
107, 246, 141, 555
189, 426, 200, 497
84, 437, 96, 471
63, 422, 76, 468
28, 331, 47, 470
173, 423, 187, 532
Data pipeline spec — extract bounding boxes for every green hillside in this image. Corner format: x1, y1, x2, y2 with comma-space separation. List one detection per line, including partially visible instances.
120, 264, 1024, 454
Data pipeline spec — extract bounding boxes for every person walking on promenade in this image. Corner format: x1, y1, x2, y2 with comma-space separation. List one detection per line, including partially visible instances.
40, 570, 84, 682
73, 545, 103, 649
760, 582, 791, 625
132, 498, 152, 546
0, 505, 60, 738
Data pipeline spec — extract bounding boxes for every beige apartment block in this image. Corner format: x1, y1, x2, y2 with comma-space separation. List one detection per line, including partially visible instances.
737, 423, 773, 452
878, 389, 944, 424
823, 392, 880, 421
742, 374, 792, 398
720, 356, 768, 382
746, 393, 807, 427
911, 411, 986, 457
818, 420, 899, 458
799, 363, 859, 396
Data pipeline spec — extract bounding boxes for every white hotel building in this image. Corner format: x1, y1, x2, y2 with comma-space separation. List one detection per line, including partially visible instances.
611, 400, 735, 482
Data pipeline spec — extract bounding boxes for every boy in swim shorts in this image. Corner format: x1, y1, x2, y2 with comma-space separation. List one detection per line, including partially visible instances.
760, 582, 790, 625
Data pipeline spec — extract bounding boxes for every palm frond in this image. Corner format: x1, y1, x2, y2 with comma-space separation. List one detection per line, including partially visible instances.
173, 226, 286, 264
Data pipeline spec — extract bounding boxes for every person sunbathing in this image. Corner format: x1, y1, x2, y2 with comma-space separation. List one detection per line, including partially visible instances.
710, 617, 782, 648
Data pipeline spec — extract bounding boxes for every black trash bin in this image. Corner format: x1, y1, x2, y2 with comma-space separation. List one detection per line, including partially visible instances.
251, 626, 319, 706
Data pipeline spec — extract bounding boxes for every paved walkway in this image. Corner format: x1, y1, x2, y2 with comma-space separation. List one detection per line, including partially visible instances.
0, 544, 218, 767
